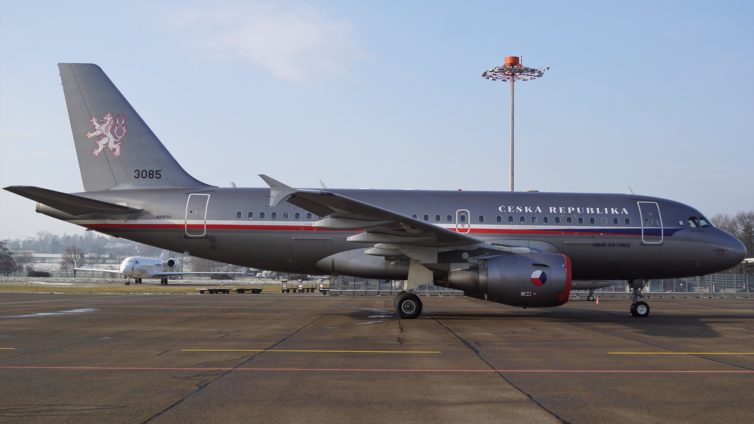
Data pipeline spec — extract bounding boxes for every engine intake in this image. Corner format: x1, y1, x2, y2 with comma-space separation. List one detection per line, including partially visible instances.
442, 253, 572, 307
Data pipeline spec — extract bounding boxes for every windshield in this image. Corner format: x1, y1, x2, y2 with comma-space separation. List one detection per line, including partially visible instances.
688, 215, 712, 228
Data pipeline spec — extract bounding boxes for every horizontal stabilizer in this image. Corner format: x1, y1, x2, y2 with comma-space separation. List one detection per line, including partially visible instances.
4, 186, 141, 216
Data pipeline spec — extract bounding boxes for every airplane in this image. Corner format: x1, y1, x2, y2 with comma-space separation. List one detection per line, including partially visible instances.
74, 251, 244, 285
4, 63, 747, 319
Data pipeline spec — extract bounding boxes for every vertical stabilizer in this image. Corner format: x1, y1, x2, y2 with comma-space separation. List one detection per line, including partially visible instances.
58, 63, 210, 191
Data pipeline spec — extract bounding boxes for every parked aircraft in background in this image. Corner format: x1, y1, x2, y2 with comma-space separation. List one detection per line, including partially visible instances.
5, 64, 747, 318
74, 251, 245, 285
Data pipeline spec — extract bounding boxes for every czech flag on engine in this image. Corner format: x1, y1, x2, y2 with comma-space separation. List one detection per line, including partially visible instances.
530, 270, 547, 286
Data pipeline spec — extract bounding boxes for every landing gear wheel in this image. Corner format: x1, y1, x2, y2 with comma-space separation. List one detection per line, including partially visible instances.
630, 301, 650, 317
395, 292, 423, 319
587, 295, 595, 302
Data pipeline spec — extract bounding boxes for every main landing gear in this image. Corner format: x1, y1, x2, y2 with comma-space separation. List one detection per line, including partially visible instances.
395, 291, 423, 319
394, 263, 431, 319
629, 280, 650, 318
586, 289, 595, 302
160, 278, 168, 285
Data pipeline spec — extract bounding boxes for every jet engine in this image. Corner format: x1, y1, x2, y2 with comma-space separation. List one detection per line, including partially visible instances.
439, 253, 572, 307
165, 258, 176, 268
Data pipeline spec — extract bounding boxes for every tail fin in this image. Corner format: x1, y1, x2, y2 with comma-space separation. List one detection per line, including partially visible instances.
58, 63, 211, 191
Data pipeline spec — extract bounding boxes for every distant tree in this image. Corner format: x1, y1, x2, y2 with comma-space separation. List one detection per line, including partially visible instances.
0, 242, 18, 276
60, 245, 85, 276
14, 251, 32, 271
712, 211, 754, 261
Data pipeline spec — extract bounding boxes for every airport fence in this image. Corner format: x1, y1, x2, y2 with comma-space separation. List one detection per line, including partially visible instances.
327, 272, 753, 296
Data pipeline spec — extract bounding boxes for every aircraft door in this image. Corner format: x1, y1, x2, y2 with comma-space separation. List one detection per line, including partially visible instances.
637, 201, 663, 244
185, 193, 210, 237
455, 209, 471, 234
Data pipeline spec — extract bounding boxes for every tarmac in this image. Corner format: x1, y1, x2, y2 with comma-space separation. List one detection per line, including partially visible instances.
0, 292, 752, 423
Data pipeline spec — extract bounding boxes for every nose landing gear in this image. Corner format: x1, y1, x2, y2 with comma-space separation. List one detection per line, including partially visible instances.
586, 289, 595, 302
629, 280, 650, 317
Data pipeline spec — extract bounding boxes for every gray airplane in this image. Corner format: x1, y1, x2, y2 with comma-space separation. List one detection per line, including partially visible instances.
5, 64, 747, 319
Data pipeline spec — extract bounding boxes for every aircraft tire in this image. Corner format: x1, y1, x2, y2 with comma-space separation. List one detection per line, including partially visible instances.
396, 292, 422, 319
632, 301, 650, 317
587, 295, 595, 302
634, 302, 649, 318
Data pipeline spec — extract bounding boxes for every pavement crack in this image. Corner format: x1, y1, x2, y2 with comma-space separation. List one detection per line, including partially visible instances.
432, 315, 571, 424
141, 311, 329, 423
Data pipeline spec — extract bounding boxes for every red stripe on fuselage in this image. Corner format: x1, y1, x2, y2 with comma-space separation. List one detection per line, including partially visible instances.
82, 223, 643, 237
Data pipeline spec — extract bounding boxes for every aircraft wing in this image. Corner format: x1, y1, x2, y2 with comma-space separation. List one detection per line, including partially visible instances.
150, 271, 247, 277
260, 175, 529, 262
5, 186, 141, 216
74, 267, 121, 274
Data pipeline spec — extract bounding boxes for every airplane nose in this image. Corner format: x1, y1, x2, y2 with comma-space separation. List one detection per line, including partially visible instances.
725, 233, 747, 264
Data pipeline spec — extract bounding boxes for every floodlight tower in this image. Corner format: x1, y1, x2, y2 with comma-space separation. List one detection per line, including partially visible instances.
482, 56, 548, 191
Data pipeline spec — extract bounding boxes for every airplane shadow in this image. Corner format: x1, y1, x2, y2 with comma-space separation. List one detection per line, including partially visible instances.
344, 303, 747, 339
428, 308, 732, 339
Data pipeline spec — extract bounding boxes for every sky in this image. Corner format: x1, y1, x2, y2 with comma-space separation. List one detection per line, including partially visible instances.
1, 0, 752, 239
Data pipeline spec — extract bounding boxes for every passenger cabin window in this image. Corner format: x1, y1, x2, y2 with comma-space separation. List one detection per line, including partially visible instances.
531, 216, 537, 223
283, 212, 288, 219
306, 213, 312, 220
508, 216, 514, 223
412, 214, 417, 219
248, 212, 253, 220
447, 215, 453, 222
423, 214, 429, 221
460, 214, 467, 223
236, 211, 242, 219
435, 215, 441, 222
613, 217, 618, 225
497, 216, 502, 223
625, 218, 631, 225
543, 217, 549, 224
271, 212, 277, 220
589, 217, 595, 225
478, 216, 484, 223
519, 216, 525, 223
295, 212, 301, 220
555, 217, 561, 224
260, 212, 266, 219
578, 217, 584, 224
566, 217, 572, 224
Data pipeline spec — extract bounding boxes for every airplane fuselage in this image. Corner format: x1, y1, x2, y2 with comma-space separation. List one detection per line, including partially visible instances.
39, 187, 743, 281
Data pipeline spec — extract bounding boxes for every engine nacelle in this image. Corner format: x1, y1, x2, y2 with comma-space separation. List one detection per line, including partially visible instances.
441, 253, 572, 307
165, 258, 176, 268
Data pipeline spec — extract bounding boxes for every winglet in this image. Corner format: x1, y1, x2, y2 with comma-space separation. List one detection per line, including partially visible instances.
259, 175, 297, 207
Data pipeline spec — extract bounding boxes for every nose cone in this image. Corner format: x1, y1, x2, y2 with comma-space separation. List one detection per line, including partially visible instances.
719, 230, 747, 268
728, 234, 747, 263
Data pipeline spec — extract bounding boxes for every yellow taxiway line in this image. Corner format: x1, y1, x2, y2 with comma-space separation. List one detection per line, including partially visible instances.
182, 348, 441, 355
0, 348, 16, 351
609, 352, 754, 355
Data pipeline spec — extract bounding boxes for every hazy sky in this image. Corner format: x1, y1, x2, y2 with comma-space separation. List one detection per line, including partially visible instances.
1, 0, 752, 239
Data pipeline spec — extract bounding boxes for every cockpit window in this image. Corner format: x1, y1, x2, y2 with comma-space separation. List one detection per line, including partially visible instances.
688, 216, 711, 228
